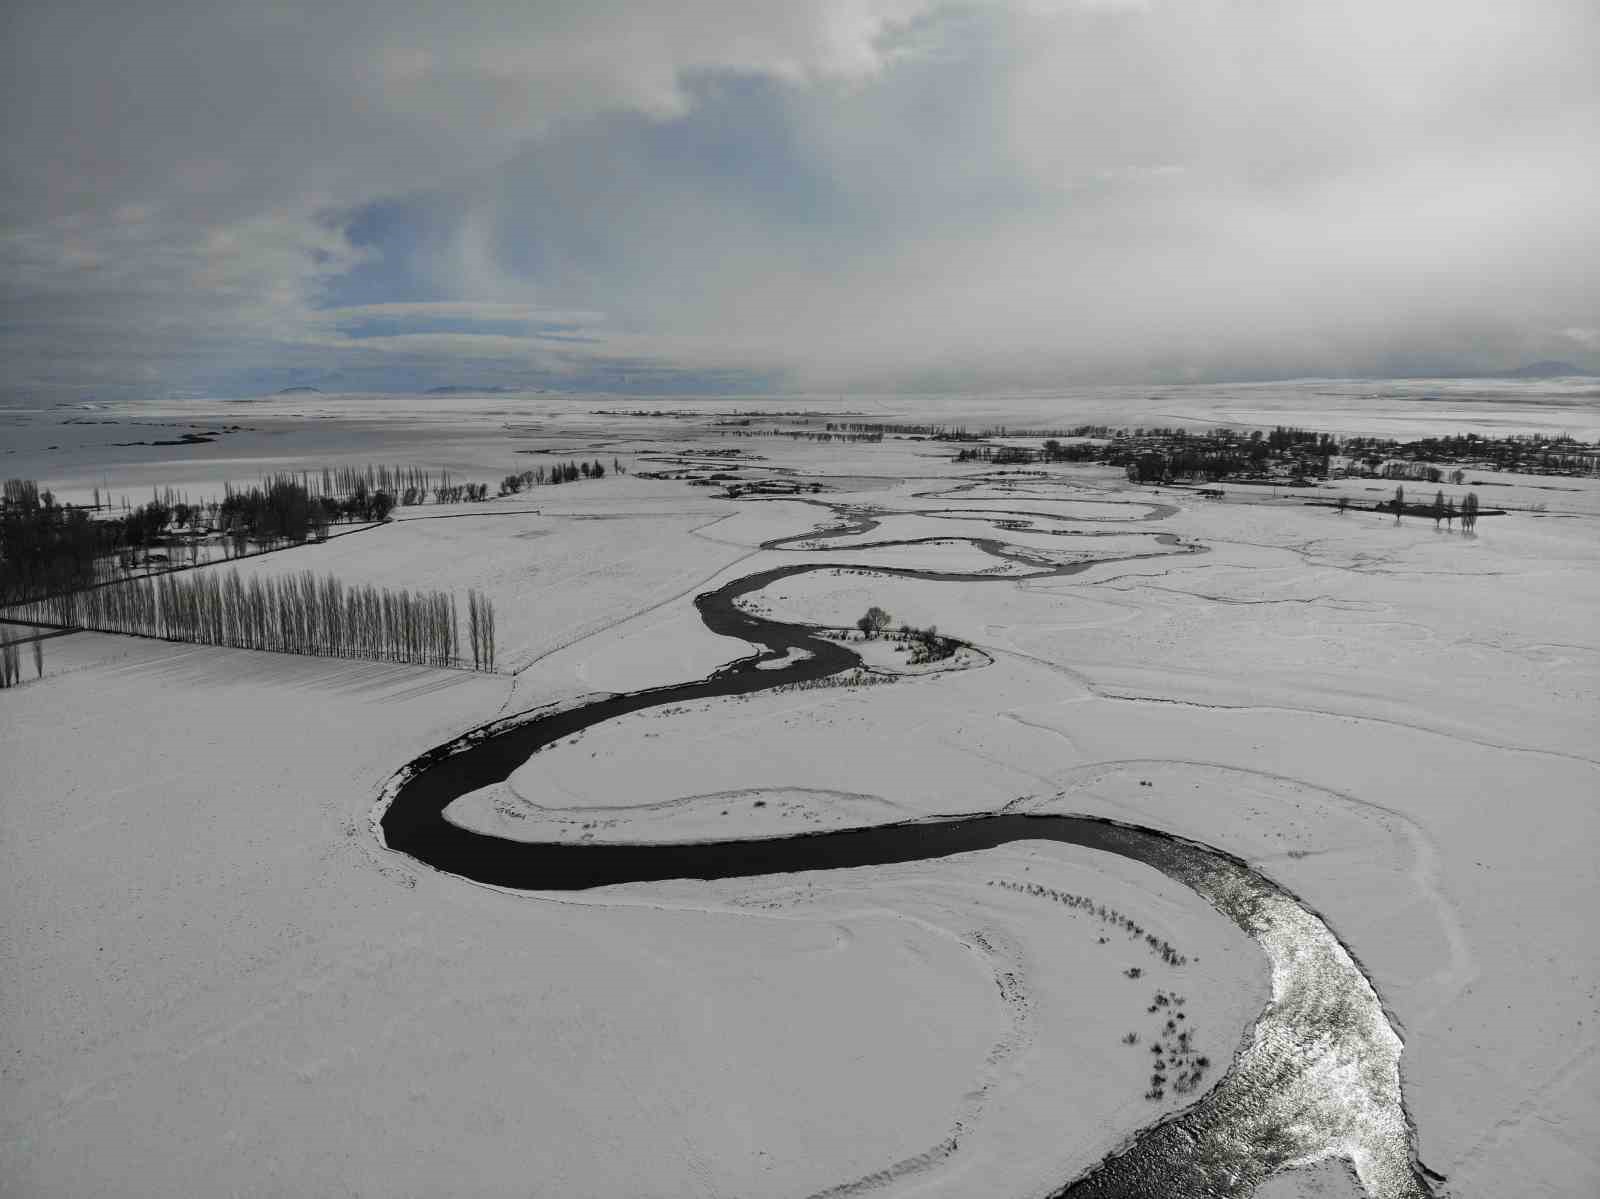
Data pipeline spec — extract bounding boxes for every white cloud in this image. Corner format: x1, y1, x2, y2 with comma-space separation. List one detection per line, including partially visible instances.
3, 0, 1596, 394
313, 303, 607, 327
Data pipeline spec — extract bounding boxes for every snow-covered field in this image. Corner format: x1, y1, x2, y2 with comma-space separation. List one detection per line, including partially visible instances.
3, 388, 1596, 1197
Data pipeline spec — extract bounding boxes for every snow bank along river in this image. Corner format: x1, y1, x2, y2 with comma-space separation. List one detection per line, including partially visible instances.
376, 506, 1444, 1198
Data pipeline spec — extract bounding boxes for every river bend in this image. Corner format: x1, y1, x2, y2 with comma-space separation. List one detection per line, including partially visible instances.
376, 502, 1441, 1198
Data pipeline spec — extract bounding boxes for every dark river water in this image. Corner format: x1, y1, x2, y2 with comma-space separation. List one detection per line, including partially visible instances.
377, 504, 1442, 1198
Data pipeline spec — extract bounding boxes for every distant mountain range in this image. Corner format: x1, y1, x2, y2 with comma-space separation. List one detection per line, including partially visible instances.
1500, 361, 1595, 379
267, 384, 536, 397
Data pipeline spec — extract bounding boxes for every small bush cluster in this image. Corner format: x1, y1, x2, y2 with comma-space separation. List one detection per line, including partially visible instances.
1139, 990, 1210, 1100
771, 669, 898, 694
990, 877, 1211, 1102
892, 623, 959, 665
990, 879, 1188, 966
848, 606, 962, 665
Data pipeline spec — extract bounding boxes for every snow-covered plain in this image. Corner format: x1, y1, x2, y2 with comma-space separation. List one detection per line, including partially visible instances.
2, 387, 1597, 1197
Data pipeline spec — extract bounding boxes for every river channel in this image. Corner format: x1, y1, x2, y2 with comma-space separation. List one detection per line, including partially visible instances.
376, 503, 1442, 1198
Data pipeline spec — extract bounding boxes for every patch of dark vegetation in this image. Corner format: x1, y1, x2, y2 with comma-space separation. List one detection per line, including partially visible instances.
500, 459, 617, 492
719, 427, 884, 443
949, 424, 1599, 481
1, 459, 550, 608
1138, 990, 1211, 1100
819, 607, 967, 666
112, 432, 218, 446
590, 408, 859, 418
771, 668, 898, 694
720, 479, 822, 497
993, 878, 1189, 966
994, 876, 1216, 1103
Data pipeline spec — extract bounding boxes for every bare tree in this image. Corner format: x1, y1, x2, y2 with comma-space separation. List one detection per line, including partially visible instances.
856, 605, 892, 638
480, 594, 496, 671
8, 568, 490, 671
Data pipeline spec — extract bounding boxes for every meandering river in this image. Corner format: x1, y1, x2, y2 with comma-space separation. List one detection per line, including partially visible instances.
376, 500, 1442, 1198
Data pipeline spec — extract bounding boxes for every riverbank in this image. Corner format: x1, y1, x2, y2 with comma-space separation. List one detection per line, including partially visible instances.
4, 395, 1596, 1196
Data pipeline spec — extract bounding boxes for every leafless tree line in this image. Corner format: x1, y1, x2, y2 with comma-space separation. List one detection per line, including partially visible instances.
465, 588, 497, 671
271, 466, 497, 507
0, 635, 40, 686
7, 568, 496, 671
263, 464, 453, 498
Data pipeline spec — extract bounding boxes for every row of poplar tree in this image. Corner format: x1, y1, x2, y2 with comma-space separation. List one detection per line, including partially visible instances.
8, 569, 497, 671
0, 638, 40, 687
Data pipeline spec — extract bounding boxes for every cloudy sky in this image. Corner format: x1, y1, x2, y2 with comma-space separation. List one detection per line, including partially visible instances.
4, 1, 1597, 397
